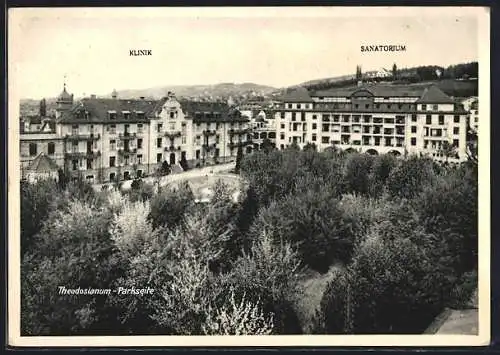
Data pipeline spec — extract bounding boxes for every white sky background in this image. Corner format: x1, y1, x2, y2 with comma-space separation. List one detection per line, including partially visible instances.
10, 7, 480, 99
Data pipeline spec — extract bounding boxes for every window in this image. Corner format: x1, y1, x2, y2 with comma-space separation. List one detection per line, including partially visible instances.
355, 104, 359, 109
291, 113, 296, 121
280, 112, 285, 119
312, 115, 317, 120
454, 115, 460, 123
453, 127, 460, 135
29, 143, 37, 156
387, 104, 392, 109
137, 112, 145, 119
288, 104, 292, 109
109, 124, 116, 134
48, 142, 55, 155
123, 112, 130, 120
169, 123, 175, 131
365, 104, 369, 109
398, 104, 403, 109
312, 123, 317, 130
157, 123, 163, 132
110, 139, 116, 151
170, 111, 175, 119
157, 138, 162, 148
411, 114, 417, 122
321, 136, 329, 144
433, 104, 438, 111
137, 154, 143, 164
411, 126, 417, 133
426, 115, 432, 124
109, 112, 117, 120
137, 138, 143, 149
297, 104, 301, 109
322, 124, 329, 132
301, 112, 306, 121
422, 104, 427, 111
157, 153, 162, 163
182, 136, 186, 144
453, 139, 459, 147
375, 104, 380, 109
312, 134, 317, 142
196, 150, 200, 159
411, 137, 416, 146
138, 124, 143, 133
109, 156, 116, 167
109, 173, 116, 182
86, 159, 92, 170
439, 115, 445, 125
280, 133, 285, 140
280, 123, 285, 129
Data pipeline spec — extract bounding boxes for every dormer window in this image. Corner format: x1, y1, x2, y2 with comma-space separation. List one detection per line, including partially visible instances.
123, 111, 131, 119
136, 111, 145, 119
108, 111, 117, 120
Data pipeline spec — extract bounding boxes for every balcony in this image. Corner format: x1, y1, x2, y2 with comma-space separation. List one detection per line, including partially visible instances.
202, 143, 217, 151
228, 128, 250, 136
118, 132, 137, 140
203, 130, 217, 136
228, 140, 252, 149
65, 150, 101, 159
118, 148, 137, 156
164, 145, 181, 152
65, 133, 101, 141
164, 131, 182, 139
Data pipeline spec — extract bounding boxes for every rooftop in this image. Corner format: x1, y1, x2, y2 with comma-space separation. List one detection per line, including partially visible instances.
27, 153, 59, 173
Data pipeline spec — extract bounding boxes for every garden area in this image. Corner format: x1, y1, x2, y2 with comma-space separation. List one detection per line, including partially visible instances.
20, 145, 478, 335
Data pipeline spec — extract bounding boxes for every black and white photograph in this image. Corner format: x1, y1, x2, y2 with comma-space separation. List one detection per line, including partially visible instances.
8, 6, 490, 347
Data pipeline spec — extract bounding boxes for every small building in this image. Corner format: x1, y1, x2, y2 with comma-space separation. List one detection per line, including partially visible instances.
24, 152, 59, 183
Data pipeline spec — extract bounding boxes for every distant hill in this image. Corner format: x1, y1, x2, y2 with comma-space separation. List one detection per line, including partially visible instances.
112, 82, 277, 100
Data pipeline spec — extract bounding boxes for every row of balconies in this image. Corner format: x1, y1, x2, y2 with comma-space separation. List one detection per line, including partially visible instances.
65, 133, 101, 141
64, 150, 101, 159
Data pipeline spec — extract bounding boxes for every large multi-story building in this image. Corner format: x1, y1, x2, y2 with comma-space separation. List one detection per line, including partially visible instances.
21, 86, 252, 183
461, 96, 479, 133
273, 84, 469, 161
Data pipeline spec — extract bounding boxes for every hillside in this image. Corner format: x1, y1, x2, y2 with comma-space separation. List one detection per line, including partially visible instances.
113, 82, 277, 100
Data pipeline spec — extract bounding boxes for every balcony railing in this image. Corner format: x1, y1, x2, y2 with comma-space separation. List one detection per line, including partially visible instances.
228, 128, 250, 136
118, 148, 138, 155
65, 150, 101, 159
202, 143, 217, 151
228, 140, 252, 149
118, 132, 137, 140
202, 130, 217, 136
164, 131, 182, 139
164, 145, 181, 152
65, 133, 101, 141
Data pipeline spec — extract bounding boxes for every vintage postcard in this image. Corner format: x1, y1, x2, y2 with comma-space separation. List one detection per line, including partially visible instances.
7, 6, 490, 347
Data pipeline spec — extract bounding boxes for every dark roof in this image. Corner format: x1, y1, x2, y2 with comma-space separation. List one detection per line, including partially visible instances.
416, 85, 455, 104
27, 153, 59, 172
58, 86, 73, 101
313, 83, 432, 98
58, 97, 160, 124
280, 87, 314, 103
179, 100, 249, 122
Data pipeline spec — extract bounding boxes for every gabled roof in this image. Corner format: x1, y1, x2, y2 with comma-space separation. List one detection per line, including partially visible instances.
58, 97, 160, 124
27, 153, 59, 173
179, 100, 249, 122
416, 85, 455, 104
313, 84, 432, 98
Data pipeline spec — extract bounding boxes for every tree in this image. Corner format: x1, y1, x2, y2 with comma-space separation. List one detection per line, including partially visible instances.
39, 98, 47, 117
303, 142, 317, 152
356, 65, 362, 80
235, 145, 243, 173
160, 161, 171, 176
439, 141, 457, 163
261, 138, 274, 154
392, 63, 397, 79
179, 154, 189, 171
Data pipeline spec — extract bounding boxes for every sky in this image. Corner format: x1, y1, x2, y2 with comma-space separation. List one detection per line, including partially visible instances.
9, 7, 483, 99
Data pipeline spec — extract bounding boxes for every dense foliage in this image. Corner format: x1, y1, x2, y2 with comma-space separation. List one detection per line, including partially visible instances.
21, 147, 478, 335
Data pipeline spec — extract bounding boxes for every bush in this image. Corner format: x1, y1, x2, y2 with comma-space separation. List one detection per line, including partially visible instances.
148, 181, 194, 230
250, 189, 352, 272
